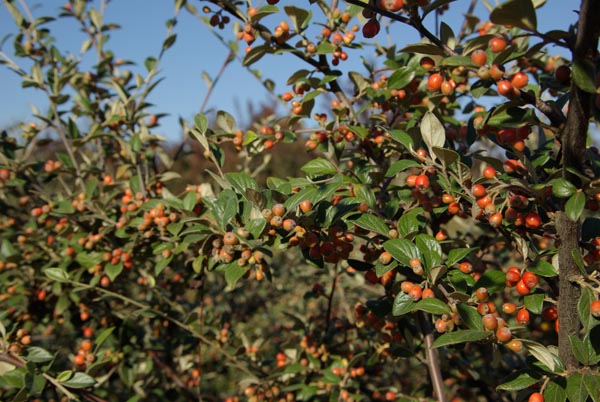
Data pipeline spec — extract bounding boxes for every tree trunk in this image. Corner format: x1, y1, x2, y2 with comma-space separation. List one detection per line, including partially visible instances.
557, 0, 600, 370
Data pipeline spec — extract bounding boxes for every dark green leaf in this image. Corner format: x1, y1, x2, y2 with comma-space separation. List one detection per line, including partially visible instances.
523, 294, 544, 314
566, 373, 588, 402
413, 298, 451, 315
565, 191, 585, 221
392, 291, 416, 316
94, 327, 115, 348
552, 178, 576, 198
284, 5, 311, 31
388, 129, 414, 148
383, 239, 421, 267
400, 43, 446, 56
387, 66, 416, 89
431, 329, 490, 348
570, 336, 591, 365
490, 0, 537, 32
145, 56, 157, 72
224, 262, 249, 289
544, 379, 567, 402
44, 267, 69, 283
26, 347, 54, 363
572, 59, 599, 94
62, 372, 96, 389
583, 373, 600, 402
386, 160, 420, 177
497, 370, 541, 391
352, 214, 389, 236
301, 158, 337, 176
473, 269, 506, 293
456, 303, 483, 330
579, 287, 596, 332
415, 234, 442, 270
398, 208, 426, 237
446, 247, 478, 267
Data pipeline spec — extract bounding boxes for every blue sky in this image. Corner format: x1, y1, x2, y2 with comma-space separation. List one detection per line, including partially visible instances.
0, 1, 579, 142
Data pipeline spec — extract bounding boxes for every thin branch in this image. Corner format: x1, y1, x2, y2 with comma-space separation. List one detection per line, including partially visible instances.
418, 312, 447, 402
456, 0, 477, 43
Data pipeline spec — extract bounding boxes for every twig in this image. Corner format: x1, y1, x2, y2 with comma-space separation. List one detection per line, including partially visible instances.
417, 312, 446, 402
456, 0, 477, 43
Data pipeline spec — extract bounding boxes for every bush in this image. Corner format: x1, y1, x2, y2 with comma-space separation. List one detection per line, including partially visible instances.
1, 0, 600, 401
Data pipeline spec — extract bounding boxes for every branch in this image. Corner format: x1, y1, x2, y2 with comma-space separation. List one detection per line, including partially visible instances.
418, 312, 447, 402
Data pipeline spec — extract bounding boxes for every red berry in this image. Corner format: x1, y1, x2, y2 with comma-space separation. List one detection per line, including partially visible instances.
590, 300, 600, 318
470, 49, 488, 66
528, 392, 544, 402
522, 271, 538, 289
482, 166, 496, 179
415, 174, 430, 190
511, 71, 529, 88
471, 184, 487, 198
515, 280, 530, 295
379, 0, 404, 12
497, 79, 515, 98
489, 37, 507, 52
525, 212, 541, 229
427, 73, 443, 92
420, 56, 435, 71
517, 308, 530, 325
362, 18, 380, 38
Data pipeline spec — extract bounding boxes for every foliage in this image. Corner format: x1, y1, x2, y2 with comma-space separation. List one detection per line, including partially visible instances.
1, 0, 600, 401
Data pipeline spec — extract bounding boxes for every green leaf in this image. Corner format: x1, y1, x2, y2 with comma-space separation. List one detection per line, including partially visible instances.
431, 329, 490, 348
529, 260, 558, 277
162, 33, 177, 52
383, 239, 421, 267
352, 214, 389, 236
94, 327, 115, 348
105, 261, 123, 281
301, 158, 337, 176
572, 59, 599, 94
473, 269, 506, 293
523, 294, 544, 314
490, 0, 537, 32
432, 147, 459, 167
26, 347, 54, 363
243, 45, 269, 66
487, 107, 537, 128
497, 370, 541, 391
523, 340, 561, 372
413, 298, 451, 315
216, 110, 236, 132
421, 112, 445, 155
145, 56, 157, 72
456, 304, 483, 330
400, 43, 446, 56
194, 113, 208, 134
565, 191, 586, 221
544, 380, 567, 402
284, 5, 311, 31
570, 336, 591, 365
388, 129, 414, 149
183, 191, 197, 211
224, 262, 249, 289
61, 372, 96, 389
387, 66, 416, 89
578, 287, 597, 333
415, 234, 442, 270
44, 267, 69, 283
583, 374, 600, 402
392, 291, 416, 316
446, 247, 478, 267
552, 178, 576, 198
56, 370, 73, 383
250, 4, 279, 22
397, 208, 426, 237
226, 172, 258, 195
386, 160, 420, 177
566, 373, 588, 402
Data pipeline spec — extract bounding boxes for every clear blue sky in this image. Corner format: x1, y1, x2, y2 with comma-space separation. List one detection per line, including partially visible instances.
0, 1, 579, 142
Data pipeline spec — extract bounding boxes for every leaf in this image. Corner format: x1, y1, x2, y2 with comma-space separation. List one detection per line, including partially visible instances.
566, 373, 588, 402
415, 234, 442, 270
226, 172, 258, 195
552, 178, 576, 198
162, 34, 177, 53
431, 329, 490, 348
145, 56, 157, 72
392, 292, 416, 316
105, 261, 123, 281
95, 327, 115, 348
446, 247, 478, 267
487, 107, 537, 128
578, 287, 596, 332
387, 66, 416, 89
62, 372, 96, 388
572, 59, 599, 94
523, 294, 545, 314
400, 43, 447, 56
583, 373, 600, 402
523, 340, 561, 372
352, 214, 389, 236
413, 298, 451, 315
26, 347, 54, 363
473, 269, 506, 293
497, 370, 541, 391
529, 260, 558, 277
243, 45, 269, 66
284, 5, 311, 31
432, 147, 459, 167
388, 129, 414, 149
386, 160, 420, 177
490, 0, 537, 32
420, 112, 445, 155
456, 304, 483, 330
44, 267, 70, 283
565, 191, 585, 222
570, 336, 591, 365
224, 262, 249, 289
544, 380, 567, 402
397, 208, 426, 237
194, 113, 208, 134
383, 239, 421, 267
301, 158, 337, 176
216, 110, 236, 132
